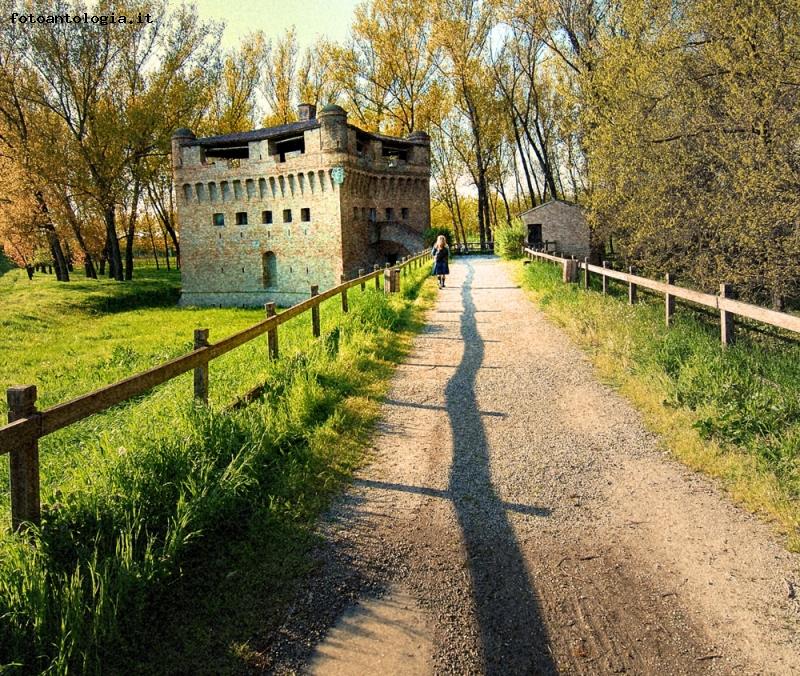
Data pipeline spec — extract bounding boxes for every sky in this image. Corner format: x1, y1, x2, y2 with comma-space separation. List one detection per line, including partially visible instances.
182, 0, 360, 51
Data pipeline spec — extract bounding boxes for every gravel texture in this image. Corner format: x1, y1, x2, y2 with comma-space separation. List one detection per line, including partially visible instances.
259, 256, 800, 675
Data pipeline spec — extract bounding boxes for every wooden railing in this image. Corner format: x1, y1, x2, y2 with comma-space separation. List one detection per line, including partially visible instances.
459, 241, 495, 253
1, 252, 429, 531
523, 247, 800, 343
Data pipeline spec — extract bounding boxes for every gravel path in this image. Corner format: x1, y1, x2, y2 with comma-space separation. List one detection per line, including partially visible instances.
261, 256, 800, 675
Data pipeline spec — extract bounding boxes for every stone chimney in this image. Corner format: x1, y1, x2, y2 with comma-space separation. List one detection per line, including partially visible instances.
298, 103, 316, 121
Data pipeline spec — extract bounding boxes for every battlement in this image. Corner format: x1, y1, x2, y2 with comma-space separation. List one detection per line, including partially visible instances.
172, 105, 430, 179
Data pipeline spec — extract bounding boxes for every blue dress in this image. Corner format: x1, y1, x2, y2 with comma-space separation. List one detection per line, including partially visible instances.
432, 246, 450, 275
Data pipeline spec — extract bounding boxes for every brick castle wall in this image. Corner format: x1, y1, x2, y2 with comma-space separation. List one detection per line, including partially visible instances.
172, 109, 430, 307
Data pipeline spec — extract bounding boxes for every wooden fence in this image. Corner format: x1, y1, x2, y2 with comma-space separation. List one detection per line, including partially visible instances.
459, 241, 495, 253
523, 247, 800, 345
0, 252, 429, 532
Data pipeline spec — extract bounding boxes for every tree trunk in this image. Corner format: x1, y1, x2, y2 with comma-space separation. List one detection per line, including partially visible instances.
62, 195, 98, 278
148, 223, 160, 269
34, 191, 69, 281
45, 227, 69, 281
125, 179, 142, 280
104, 206, 123, 281
512, 116, 536, 208
162, 226, 171, 270
497, 181, 513, 226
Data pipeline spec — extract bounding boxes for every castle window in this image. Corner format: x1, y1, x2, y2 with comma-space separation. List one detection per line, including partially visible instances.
382, 144, 408, 162
182, 184, 192, 202
283, 209, 292, 223
354, 207, 359, 219
301, 208, 310, 222
385, 207, 394, 221
213, 213, 225, 226
235, 212, 248, 225
262, 251, 277, 288
262, 210, 273, 224
369, 208, 377, 223
402, 207, 409, 220
272, 135, 305, 162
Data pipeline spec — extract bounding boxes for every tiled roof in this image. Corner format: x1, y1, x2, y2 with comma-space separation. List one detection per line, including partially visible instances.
519, 199, 581, 216
185, 119, 430, 148
193, 119, 320, 147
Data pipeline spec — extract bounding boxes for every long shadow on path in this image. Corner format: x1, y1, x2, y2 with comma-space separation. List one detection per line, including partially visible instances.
445, 260, 557, 675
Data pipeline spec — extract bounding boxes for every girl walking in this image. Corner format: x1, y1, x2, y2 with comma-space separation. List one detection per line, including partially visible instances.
431, 234, 450, 288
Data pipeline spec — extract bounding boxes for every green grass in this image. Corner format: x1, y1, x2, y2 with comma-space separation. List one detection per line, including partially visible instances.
515, 259, 800, 550
0, 261, 436, 673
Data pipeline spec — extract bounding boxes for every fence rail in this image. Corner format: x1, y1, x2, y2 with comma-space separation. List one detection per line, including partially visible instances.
460, 241, 494, 253
523, 247, 800, 342
1, 251, 429, 531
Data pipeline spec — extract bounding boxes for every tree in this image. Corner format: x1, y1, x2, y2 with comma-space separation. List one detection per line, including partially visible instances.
261, 28, 299, 126
584, 0, 800, 302
12, 0, 219, 281
297, 39, 342, 109
433, 0, 498, 246
206, 32, 265, 134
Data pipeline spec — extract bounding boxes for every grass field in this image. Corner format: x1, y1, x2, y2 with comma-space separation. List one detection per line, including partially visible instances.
515, 259, 800, 552
0, 260, 435, 673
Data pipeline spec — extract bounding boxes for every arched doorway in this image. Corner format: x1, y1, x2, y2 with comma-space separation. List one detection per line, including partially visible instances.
262, 251, 277, 288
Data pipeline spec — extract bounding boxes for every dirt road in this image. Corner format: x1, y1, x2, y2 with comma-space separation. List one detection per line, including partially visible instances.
263, 256, 800, 675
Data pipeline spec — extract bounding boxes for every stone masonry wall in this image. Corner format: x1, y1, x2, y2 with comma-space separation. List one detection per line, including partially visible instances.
173, 111, 430, 306
521, 201, 591, 259
339, 168, 430, 278
175, 153, 343, 306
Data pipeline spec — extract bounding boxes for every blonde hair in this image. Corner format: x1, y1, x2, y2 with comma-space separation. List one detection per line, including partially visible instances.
435, 234, 447, 249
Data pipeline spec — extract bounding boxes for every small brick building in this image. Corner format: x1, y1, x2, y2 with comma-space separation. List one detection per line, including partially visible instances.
519, 200, 591, 259
171, 104, 431, 307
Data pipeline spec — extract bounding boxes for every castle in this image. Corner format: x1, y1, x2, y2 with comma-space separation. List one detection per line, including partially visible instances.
171, 104, 431, 307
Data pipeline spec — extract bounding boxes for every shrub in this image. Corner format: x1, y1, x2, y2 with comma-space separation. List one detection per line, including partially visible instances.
494, 218, 526, 259
422, 226, 454, 249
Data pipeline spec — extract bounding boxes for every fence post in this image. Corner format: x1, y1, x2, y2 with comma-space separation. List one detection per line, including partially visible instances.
340, 275, 349, 313
602, 261, 609, 295
628, 267, 638, 305
265, 302, 278, 359
384, 268, 401, 294
720, 283, 734, 347
7, 385, 40, 531
562, 258, 578, 283
583, 257, 590, 290
311, 285, 320, 337
373, 264, 380, 290
193, 329, 209, 404
665, 273, 675, 327
359, 268, 365, 291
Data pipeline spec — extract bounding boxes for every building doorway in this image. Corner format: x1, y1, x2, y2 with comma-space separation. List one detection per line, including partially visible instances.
262, 251, 277, 288
527, 223, 543, 246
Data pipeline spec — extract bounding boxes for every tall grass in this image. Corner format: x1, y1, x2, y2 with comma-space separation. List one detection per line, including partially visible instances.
517, 260, 800, 547
0, 264, 434, 673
